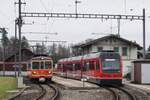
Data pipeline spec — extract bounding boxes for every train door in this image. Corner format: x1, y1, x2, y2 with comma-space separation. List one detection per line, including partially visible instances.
82, 61, 86, 78
75, 62, 81, 79
89, 60, 95, 78
83, 61, 90, 78
86, 62, 90, 77
95, 59, 101, 78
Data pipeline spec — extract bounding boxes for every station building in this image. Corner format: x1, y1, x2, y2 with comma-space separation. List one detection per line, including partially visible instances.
72, 34, 143, 75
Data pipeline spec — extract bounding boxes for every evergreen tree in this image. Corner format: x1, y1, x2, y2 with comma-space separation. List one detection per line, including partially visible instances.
21, 36, 29, 49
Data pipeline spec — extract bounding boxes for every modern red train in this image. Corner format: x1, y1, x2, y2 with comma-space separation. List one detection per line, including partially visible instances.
56, 51, 122, 85
27, 55, 53, 82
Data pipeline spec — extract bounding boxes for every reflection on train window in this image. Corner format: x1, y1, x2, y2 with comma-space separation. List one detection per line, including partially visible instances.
41, 62, 44, 69
32, 62, 39, 69
45, 61, 51, 69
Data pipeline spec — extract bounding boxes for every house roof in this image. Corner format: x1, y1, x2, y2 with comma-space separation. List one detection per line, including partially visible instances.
73, 34, 142, 50
5, 48, 34, 62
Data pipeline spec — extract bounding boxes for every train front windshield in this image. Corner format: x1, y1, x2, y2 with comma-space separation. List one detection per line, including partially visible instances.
101, 52, 121, 73
32, 61, 52, 69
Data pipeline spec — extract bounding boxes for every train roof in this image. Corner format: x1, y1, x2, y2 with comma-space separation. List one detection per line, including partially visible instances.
58, 51, 120, 63
83, 52, 100, 59
58, 53, 100, 62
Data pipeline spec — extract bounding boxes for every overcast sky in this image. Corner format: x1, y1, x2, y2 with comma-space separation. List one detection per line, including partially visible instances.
0, 0, 150, 48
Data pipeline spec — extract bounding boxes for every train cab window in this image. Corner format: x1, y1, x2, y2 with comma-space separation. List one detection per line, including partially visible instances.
45, 61, 51, 69
41, 61, 44, 69
32, 62, 39, 69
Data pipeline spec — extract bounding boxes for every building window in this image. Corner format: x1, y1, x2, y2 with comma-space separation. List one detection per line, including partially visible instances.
122, 47, 128, 56
98, 47, 103, 52
114, 47, 119, 52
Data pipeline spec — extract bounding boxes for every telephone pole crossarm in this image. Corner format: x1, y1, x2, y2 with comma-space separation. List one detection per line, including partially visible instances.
21, 12, 143, 20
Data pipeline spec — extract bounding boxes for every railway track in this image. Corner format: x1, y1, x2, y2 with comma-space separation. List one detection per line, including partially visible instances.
123, 84, 150, 100
111, 85, 136, 100
33, 84, 47, 100
103, 85, 137, 100
31, 83, 59, 100
103, 87, 119, 100
8, 87, 28, 100
8, 83, 59, 100
46, 84, 59, 100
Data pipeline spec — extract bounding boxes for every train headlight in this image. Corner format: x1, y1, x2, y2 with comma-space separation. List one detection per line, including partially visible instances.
49, 71, 52, 74
33, 71, 36, 74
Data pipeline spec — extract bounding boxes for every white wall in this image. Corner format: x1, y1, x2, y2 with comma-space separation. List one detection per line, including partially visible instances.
141, 64, 150, 84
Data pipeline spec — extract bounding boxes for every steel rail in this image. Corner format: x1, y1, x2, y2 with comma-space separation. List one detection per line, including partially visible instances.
46, 83, 59, 100
103, 87, 119, 100
8, 87, 28, 100
33, 84, 47, 100
112, 85, 137, 100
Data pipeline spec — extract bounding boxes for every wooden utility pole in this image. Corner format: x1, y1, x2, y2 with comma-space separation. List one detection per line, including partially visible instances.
15, 0, 25, 76
15, 0, 26, 77
14, 19, 18, 77
143, 8, 146, 59
18, 0, 22, 76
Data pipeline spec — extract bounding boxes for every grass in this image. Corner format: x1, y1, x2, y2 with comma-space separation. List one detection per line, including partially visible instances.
0, 77, 17, 100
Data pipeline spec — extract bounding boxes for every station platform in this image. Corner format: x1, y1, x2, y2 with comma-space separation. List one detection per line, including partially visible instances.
52, 76, 99, 89
124, 80, 150, 93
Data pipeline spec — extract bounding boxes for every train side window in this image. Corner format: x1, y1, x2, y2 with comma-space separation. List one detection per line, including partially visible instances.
75, 63, 80, 70
96, 61, 100, 70
86, 62, 90, 71
89, 61, 94, 70
58, 64, 61, 68
73, 64, 75, 71
83, 62, 87, 71
67, 63, 73, 71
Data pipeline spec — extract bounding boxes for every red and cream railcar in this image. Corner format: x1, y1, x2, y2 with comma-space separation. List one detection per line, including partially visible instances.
57, 51, 122, 85
27, 56, 53, 82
